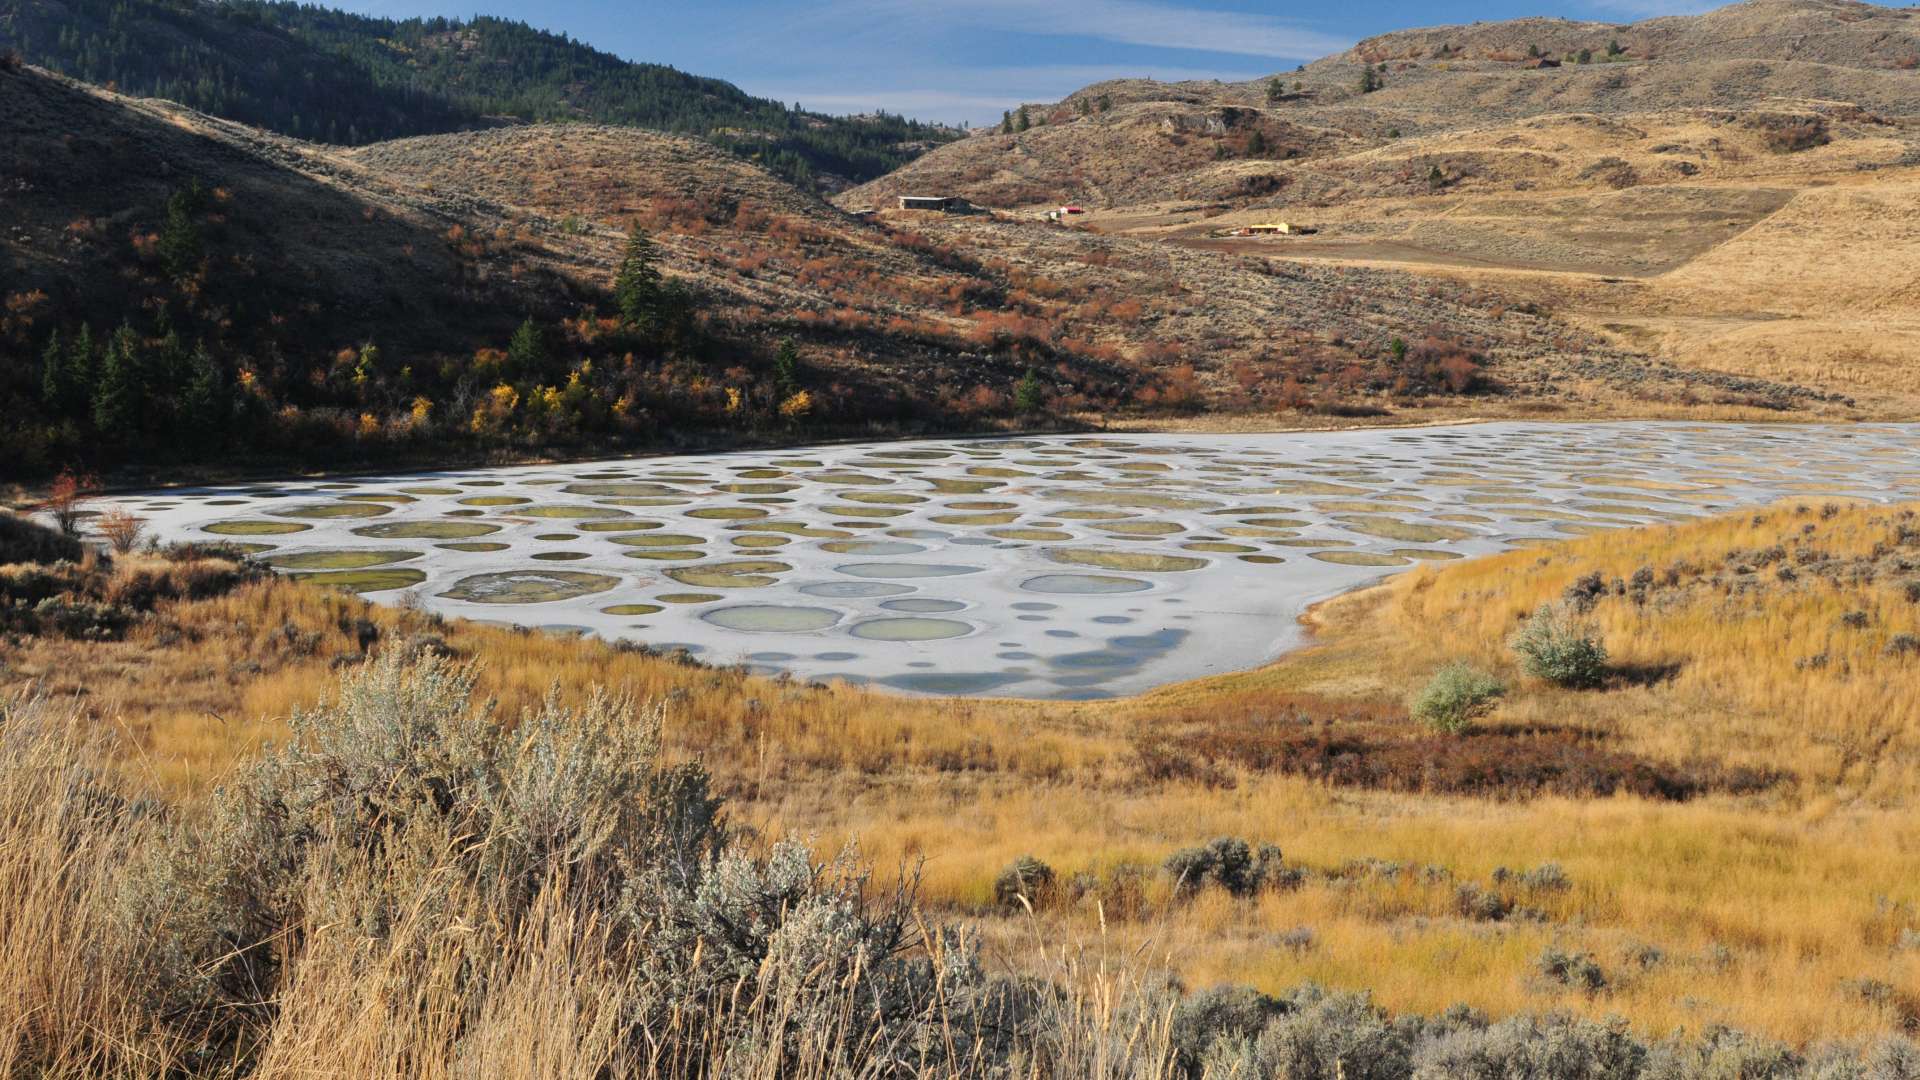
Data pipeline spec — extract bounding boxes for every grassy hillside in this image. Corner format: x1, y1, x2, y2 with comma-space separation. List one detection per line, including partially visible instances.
0, 0, 957, 186
6, 497, 1920, 1056
849, 0, 1920, 211
8, 61, 1800, 486
839, 0, 1920, 410
0, 65, 1148, 479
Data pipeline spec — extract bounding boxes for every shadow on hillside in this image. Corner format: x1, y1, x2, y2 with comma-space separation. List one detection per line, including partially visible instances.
2, 66, 570, 355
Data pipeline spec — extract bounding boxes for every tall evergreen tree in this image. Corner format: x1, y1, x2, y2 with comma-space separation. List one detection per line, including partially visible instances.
180, 342, 228, 445
39, 329, 66, 413
159, 182, 204, 281
613, 224, 664, 331
92, 324, 146, 437
506, 318, 547, 376
769, 337, 802, 403
1014, 368, 1044, 414
44, 324, 98, 418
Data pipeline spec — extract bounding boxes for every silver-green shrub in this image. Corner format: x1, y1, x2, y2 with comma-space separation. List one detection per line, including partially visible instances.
1165, 838, 1296, 897
1510, 603, 1610, 688
1412, 1012, 1648, 1078
1250, 985, 1416, 1080
115, 651, 1026, 1075
1410, 663, 1506, 733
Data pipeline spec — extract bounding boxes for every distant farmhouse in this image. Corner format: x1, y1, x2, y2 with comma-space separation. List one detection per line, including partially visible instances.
897, 195, 974, 213
1205, 221, 1320, 238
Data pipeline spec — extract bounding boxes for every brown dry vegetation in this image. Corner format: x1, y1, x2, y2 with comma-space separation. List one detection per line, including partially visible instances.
6, 22, 1884, 493
6, 499, 1920, 1046
841, 0, 1920, 414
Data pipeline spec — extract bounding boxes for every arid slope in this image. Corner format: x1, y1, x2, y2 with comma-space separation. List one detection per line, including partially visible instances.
839, 0, 1920, 409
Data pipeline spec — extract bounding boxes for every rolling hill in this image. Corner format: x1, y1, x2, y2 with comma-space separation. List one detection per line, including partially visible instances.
840, 0, 1920, 410
6, 0, 1904, 485
0, 0, 957, 187
7, 57, 1787, 480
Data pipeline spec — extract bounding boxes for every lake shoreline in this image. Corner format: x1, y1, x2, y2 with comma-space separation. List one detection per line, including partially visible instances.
97, 421, 1920, 700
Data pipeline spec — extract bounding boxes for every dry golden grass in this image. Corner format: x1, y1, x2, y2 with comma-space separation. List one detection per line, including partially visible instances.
0, 698, 180, 1077
3, 565, 1087, 797
5, 501, 1919, 1045
1380, 501, 1920, 799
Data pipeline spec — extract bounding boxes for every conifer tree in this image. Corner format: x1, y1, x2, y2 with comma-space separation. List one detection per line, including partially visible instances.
614, 224, 664, 331
180, 342, 228, 444
44, 324, 97, 417
1014, 368, 1044, 413
92, 324, 145, 436
507, 318, 547, 376
773, 337, 800, 401
39, 329, 66, 413
159, 182, 204, 281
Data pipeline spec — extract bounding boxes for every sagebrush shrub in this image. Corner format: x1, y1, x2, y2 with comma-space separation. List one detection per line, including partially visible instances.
993, 854, 1055, 909
1413, 1012, 1647, 1078
1165, 837, 1294, 897
1455, 883, 1513, 922
1510, 604, 1609, 688
1170, 984, 1282, 1074
114, 651, 1033, 1074
1535, 946, 1608, 993
1410, 662, 1506, 732
1252, 985, 1415, 1080
1517, 862, 1572, 893
1644, 1024, 1801, 1079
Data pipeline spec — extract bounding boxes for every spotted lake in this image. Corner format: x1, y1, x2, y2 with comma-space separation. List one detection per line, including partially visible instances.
107, 423, 1920, 699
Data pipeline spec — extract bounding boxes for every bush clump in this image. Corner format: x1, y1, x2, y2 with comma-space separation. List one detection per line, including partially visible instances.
1511, 862, 1572, 893
1534, 946, 1608, 993
1760, 118, 1830, 153
1414, 1012, 1646, 1078
114, 651, 1034, 1074
992, 854, 1055, 909
1454, 883, 1514, 922
1186, 985, 1416, 1080
0, 510, 85, 565
1510, 603, 1609, 688
1170, 984, 1285, 1073
1410, 662, 1506, 733
1165, 837, 1296, 897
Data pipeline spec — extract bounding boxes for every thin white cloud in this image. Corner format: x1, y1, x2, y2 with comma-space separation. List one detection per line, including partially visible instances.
1586, 0, 1717, 14
798, 0, 1349, 61
756, 62, 1270, 119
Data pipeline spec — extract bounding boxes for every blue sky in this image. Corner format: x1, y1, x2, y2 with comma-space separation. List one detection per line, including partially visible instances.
337, 0, 1708, 124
